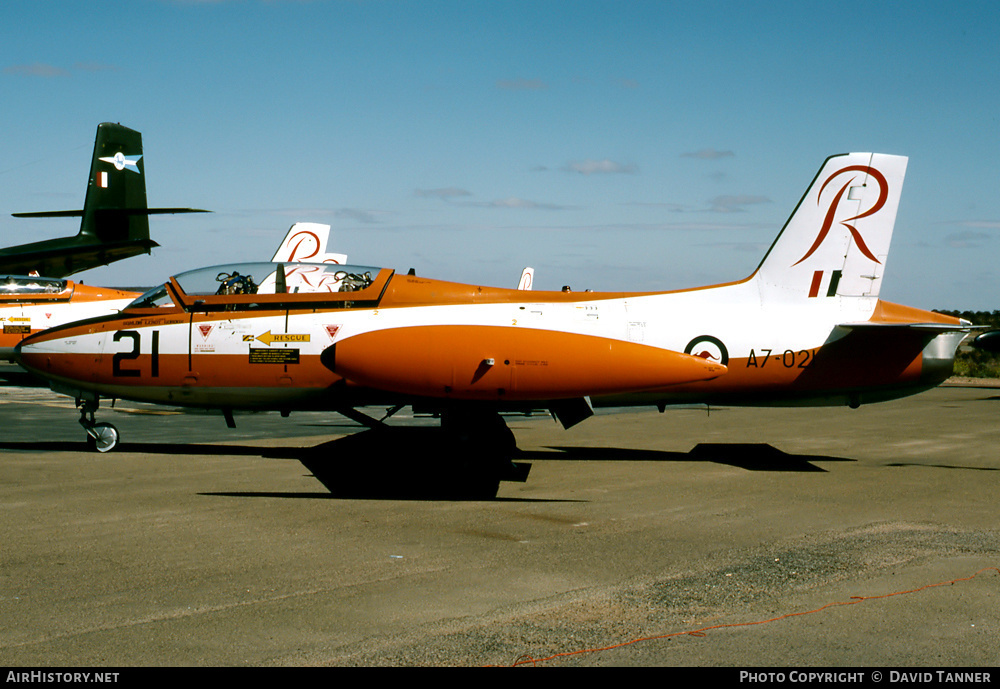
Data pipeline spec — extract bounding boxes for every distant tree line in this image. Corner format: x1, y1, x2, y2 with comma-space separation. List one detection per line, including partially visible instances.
935, 310, 1000, 378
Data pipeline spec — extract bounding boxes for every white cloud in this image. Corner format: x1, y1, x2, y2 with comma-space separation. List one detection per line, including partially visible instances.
74, 62, 119, 73
682, 149, 735, 160
706, 195, 771, 213
946, 230, 991, 248
481, 197, 572, 210
956, 221, 1000, 229
415, 187, 473, 200
334, 208, 384, 224
496, 79, 548, 91
3, 63, 69, 78
564, 159, 637, 175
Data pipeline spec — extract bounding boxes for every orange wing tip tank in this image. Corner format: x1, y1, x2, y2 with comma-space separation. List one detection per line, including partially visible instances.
324, 325, 726, 400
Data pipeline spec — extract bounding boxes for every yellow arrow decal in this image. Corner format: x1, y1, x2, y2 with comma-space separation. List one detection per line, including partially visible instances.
255, 330, 311, 346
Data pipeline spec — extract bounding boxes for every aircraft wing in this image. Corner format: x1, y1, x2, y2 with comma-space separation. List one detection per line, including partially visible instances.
0, 237, 159, 278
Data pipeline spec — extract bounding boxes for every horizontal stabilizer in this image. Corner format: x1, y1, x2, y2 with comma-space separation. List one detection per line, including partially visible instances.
836, 322, 979, 334
13, 208, 209, 218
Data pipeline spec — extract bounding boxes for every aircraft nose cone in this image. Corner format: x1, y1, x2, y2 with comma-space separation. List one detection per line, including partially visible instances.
14, 337, 49, 375
14, 331, 79, 382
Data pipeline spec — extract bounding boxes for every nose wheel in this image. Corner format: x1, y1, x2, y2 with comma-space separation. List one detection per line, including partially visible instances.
86, 422, 121, 453
78, 400, 121, 453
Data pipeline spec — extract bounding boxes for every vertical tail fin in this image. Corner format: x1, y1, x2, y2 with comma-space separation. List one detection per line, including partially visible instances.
7, 122, 208, 277
271, 222, 347, 264
272, 223, 331, 261
81, 122, 150, 244
272, 222, 341, 262
752, 152, 908, 302
517, 267, 534, 290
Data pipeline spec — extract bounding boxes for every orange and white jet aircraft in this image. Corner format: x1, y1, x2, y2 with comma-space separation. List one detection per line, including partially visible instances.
0, 277, 139, 360
16, 153, 972, 480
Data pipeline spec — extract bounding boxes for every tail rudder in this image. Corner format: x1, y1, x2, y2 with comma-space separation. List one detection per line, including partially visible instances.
752, 152, 908, 302
80, 122, 150, 244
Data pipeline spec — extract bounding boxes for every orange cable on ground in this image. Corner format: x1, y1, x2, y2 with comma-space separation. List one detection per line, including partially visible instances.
500, 566, 1000, 667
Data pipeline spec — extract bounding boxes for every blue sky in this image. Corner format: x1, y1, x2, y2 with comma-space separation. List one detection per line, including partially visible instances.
2, 0, 999, 309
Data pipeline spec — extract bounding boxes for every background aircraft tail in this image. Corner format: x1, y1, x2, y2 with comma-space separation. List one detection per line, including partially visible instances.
271, 222, 347, 264
751, 152, 908, 303
517, 267, 534, 290
6, 122, 207, 277
79, 123, 152, 246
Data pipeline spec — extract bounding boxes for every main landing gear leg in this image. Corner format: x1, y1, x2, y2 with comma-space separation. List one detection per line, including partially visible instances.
328, 406, 527, 498
77, 399, 120, 453
441, 409, 521, 498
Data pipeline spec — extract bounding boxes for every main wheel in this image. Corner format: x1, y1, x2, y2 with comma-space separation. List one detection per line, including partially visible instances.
86, 422, 120, 453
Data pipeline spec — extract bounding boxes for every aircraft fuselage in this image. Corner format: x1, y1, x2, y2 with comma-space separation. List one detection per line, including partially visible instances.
14, 263, 962, 412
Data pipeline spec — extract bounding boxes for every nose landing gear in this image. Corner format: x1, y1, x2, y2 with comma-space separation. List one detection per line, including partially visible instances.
77, 399, 120, 453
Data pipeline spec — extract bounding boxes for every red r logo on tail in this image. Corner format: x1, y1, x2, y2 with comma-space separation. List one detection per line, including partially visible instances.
792, 165, 888, 266
285, 230, 321, 262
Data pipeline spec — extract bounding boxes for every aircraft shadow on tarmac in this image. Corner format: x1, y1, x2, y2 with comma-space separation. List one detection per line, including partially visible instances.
276, 428, 538, 501
0, 441, 290, 457
0, 434, 849, 500
518, 443, 850, 472
266, 435, 851, 498
0, 368, 47, 388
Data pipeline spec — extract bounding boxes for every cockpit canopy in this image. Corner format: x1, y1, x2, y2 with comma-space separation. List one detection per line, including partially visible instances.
0, 275, 69, 298
126, 262, 389, 311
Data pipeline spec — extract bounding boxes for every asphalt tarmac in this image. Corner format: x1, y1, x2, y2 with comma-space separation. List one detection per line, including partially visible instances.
1, 367, 999, 667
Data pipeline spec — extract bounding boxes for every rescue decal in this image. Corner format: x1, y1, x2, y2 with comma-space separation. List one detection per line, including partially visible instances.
254, 330, 311, 346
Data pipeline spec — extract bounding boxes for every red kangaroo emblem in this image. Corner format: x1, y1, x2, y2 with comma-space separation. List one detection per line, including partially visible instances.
793, 165, 888, 266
